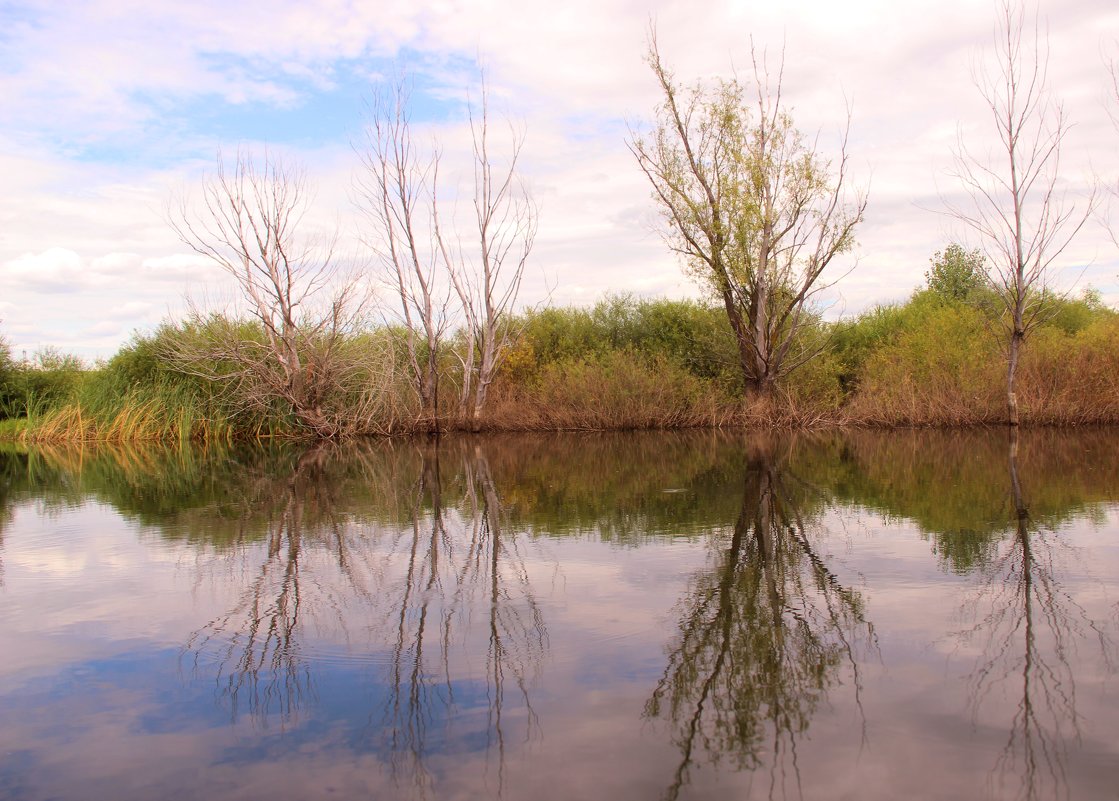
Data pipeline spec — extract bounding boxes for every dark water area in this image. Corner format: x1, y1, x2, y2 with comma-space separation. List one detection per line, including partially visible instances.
0, 429, 1117, 800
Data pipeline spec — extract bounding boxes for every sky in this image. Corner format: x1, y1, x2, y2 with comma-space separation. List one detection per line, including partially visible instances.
1, 0, 1117, 361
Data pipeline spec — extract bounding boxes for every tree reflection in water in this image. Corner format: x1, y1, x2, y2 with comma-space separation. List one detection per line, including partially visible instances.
957, 429, 1114, 801
183, 445, 349, 725
646, 437, 875, 801
376, 440, 547, 797
181, 438, 548, 798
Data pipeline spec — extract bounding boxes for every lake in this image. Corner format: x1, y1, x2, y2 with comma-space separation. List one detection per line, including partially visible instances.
1, 429, 1117, 800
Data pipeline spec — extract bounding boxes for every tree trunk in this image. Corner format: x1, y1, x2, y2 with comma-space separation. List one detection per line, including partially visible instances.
420, 362, 438, 432
470, 392, 486, 433
746, 373, 777, 401
751, 255, 770, 386
721, 288, 756, 388
458, 334, 476, 420
1007, 329, 1023, 427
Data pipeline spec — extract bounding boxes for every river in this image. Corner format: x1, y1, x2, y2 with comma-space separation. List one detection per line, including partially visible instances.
1, 429, 1116, 800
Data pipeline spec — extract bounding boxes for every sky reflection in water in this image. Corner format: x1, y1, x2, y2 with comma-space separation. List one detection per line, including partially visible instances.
0, 430, 1117, 801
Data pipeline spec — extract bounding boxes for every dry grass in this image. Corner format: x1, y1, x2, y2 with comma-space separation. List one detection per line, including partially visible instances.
16, 398, 232, 444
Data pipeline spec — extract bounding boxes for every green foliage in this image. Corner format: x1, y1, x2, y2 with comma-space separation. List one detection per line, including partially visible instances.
1042, 287, 1116, 335
0, 345, 87, 420
513, 294, 742, 392
834, 257, 1119, 425
633, 45, 863, 392
925, 243, 985, 302
98, 328, 182, 392
526, 350, 711, 429
831, 295, 945, 395
843, 298, 1002, 423
5, 266, 1118, 440
782, 343, 844, 408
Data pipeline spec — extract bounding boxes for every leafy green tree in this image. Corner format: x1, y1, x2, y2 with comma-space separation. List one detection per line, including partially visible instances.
925, 243, 985, 302
629, 31, 865, 399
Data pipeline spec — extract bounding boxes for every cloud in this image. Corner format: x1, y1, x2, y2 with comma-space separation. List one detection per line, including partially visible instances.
84, 320, 125, 337
106, 301, 154, 319
90, 253, 143, 276
3, 247, 85, 292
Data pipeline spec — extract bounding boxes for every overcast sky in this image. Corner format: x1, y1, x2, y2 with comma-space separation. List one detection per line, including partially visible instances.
1, 0, 1117, 361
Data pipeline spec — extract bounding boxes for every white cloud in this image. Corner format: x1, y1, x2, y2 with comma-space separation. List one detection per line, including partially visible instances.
106, 301, 153, 319
3, 247, 85, 291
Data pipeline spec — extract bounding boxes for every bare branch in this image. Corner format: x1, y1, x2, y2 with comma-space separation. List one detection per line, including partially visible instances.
445, 71, 538, 429
1104, 51, 1119, 249
167, 149, 386, 437
354, 74, 452, 429
943, 0, 1097, 426
356, 69, 537, 430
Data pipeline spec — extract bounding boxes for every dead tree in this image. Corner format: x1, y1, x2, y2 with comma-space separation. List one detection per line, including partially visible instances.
355, 77, 450, 431
168, 150, 385, 437
1106, 54, 1119, 249
945, 0, 1094, 426
438, 79, 537, 430
356, 73, 535, 432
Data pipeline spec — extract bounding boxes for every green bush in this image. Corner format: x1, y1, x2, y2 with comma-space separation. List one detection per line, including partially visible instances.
0, 333, 17, 418
0, 346, 87, 419
515, 294, 741, 391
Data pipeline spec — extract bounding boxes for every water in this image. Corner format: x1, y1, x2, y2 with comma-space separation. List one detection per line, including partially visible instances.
0, 430, 1117, 800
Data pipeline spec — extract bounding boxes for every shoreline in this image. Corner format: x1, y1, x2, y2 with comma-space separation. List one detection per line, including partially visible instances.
5, 412, 1119, 446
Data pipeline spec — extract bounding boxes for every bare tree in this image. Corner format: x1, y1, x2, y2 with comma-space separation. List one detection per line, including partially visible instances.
356, 73, 536, 432
1106, 53, 1119, 249
956, 430, 1114, 801
356, 77, 450, 431
629, 30, 866, 399
168, 150, 386, 437
439, 79, 538, 430
945, 0, 1094, 426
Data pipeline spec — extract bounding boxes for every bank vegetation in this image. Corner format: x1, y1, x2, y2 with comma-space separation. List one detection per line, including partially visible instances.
2, 265, 1118, 443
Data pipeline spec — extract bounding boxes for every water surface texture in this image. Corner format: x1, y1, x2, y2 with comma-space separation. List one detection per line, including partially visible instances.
1, 430, 1117, 800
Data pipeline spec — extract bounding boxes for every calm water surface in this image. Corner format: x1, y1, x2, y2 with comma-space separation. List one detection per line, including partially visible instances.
0, 430, 1117, 800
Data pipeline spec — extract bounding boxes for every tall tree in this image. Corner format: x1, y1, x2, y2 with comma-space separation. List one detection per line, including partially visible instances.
630, 31, 865, 399
356, 72, 536, 431
355, 76, 450, 430
440, 79, 538, 430
945, 0, 1094, 426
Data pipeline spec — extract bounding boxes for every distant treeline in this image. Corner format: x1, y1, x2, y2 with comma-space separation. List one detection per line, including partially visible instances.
2, 270, 1117, 442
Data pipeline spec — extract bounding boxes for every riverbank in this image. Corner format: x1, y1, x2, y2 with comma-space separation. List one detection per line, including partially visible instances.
6, 387, 1119, 444
4, 291, 1118, 443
